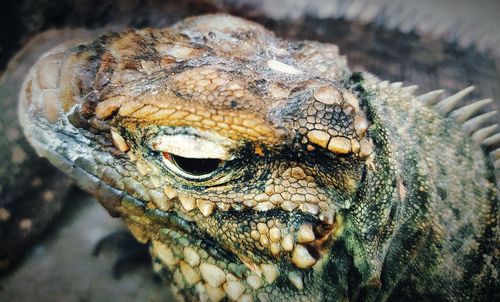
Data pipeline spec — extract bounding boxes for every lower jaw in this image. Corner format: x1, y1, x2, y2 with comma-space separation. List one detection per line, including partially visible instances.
150, 227, 321, 302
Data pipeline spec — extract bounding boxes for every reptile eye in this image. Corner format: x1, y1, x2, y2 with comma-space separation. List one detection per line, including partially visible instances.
151, 132, 233, 180
162, 152, 223, 177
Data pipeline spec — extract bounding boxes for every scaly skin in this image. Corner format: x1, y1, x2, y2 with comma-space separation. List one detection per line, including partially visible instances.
18, 15, 499, 301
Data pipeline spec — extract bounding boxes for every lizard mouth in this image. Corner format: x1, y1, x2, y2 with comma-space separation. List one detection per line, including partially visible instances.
148, 205, 339, 266
139, 199, 343, 297
108, 172, 343, 298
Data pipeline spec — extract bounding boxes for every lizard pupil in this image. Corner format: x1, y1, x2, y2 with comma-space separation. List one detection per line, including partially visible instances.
163, 152, 222, 176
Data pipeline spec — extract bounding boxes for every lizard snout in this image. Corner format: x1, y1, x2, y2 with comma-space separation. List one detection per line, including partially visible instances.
19, 38, 94, 131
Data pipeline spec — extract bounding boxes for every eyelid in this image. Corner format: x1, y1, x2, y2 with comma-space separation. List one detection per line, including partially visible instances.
151, 134, 231, 159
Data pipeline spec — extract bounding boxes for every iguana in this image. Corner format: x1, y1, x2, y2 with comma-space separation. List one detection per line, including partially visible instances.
13, 14, 498, 301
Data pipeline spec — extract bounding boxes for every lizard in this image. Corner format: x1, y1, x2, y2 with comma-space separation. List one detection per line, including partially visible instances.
16, 14, 499, 302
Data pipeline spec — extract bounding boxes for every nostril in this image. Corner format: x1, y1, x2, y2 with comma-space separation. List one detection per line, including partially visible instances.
23, 50, 66, 124
36, 53, 64, 89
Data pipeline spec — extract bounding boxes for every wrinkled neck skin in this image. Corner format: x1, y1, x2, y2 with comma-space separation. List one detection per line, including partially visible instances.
358, 76, 498, 301
18, 15, 497, 302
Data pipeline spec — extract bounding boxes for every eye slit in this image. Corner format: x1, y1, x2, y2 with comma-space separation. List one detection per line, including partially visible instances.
162, 152, 223, 176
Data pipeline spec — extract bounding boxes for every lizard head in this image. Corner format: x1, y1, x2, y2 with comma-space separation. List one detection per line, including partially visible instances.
20, 15, 394, 301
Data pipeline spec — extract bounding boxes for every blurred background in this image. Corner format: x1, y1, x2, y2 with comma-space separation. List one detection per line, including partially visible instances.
1, 0, 500, 72
0, 0, 499, 301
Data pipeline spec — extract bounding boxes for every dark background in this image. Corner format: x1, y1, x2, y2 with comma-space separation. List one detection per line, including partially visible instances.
1, 0, 499, 104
